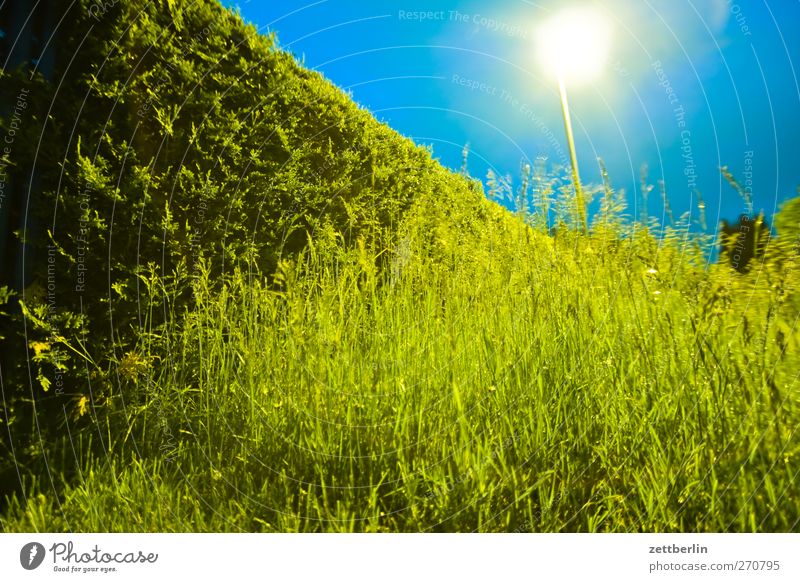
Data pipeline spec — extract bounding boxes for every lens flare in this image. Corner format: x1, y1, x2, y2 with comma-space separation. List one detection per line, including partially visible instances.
536, 6, 613, 85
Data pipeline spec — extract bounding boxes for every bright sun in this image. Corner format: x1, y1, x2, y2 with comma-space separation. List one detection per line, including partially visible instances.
535, 6, 613, 85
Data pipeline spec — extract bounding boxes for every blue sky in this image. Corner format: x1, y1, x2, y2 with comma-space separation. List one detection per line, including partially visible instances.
222, 0, 800, 232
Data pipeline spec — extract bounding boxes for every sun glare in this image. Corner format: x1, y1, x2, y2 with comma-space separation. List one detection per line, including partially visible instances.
536, 6, 613, 85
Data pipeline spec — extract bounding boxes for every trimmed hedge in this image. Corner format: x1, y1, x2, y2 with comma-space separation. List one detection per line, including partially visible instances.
0, 0, 492, 491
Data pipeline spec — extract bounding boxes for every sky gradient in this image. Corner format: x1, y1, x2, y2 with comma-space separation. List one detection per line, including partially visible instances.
222, 0, 800, 234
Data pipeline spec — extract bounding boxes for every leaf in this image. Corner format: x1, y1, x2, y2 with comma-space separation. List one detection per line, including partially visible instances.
38, 373, 51, 392
77, 396, 89, 418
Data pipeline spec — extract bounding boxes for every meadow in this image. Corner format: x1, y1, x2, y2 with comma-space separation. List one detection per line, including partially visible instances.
1, 0, 798, 534
3, 170, 799, 532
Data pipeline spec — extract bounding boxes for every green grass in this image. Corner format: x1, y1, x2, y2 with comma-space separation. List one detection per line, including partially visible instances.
2, 0, 797, 534
3, 185, 799, 532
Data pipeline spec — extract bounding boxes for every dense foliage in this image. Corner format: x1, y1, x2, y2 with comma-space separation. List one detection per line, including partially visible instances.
1, 0, 798, 531
0, 0, 490, 495
3, 185, 800, 531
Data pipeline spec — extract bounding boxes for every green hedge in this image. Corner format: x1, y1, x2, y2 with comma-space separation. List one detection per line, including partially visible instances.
0, 0, 490, 488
